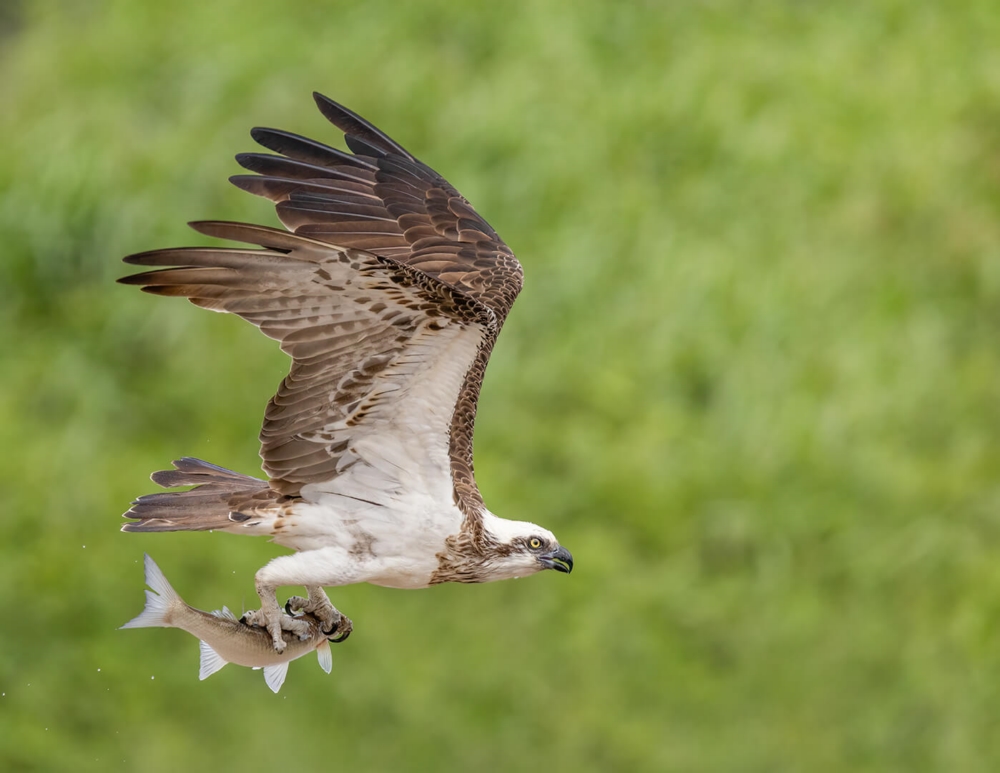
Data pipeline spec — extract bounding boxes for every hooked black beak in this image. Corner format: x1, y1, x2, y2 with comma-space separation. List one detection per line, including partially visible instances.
540, 546, 574, 574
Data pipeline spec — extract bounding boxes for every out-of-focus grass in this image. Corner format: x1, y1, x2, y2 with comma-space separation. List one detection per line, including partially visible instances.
3, 0, 1000, 770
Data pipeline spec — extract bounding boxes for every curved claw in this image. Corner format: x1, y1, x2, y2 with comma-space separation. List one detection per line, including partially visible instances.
327, 628, 351, 644
284, 600, 294, 615
323, 616, 353, 643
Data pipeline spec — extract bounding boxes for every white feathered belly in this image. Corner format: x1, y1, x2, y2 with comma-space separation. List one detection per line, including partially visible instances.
261, 493, 461, 588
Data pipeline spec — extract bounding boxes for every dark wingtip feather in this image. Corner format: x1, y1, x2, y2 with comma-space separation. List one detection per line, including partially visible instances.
117, 272, 153, 284
248, 126, 376, 171
229, 174, 266, 195
234, 152, 268, 172
312, 92, 415, 161
121, 251, 151, 267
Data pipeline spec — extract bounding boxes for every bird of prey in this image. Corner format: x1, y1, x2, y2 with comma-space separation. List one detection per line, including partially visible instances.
120, 93, 573, 652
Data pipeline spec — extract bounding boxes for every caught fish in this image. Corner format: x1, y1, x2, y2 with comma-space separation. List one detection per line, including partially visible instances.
121, 553, 334, 692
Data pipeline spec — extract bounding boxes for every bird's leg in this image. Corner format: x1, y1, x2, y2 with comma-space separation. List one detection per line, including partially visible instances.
285, 586, 353, 642
241, 578, 311, 653
246, 550, 359, 651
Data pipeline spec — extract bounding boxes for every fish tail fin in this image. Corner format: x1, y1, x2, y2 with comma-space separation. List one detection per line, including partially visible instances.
120, 554, 182, 629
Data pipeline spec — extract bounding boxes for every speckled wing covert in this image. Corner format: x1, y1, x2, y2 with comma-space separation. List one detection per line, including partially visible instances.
119, 94, 523, 518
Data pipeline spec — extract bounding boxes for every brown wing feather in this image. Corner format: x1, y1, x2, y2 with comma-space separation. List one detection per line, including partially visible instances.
236, 93, 523, 318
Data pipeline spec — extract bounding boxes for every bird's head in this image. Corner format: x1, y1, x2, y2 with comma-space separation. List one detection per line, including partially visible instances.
480, 516, 574, 581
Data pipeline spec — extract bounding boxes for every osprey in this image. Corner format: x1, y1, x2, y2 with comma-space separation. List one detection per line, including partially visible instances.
120, 93, 573, 652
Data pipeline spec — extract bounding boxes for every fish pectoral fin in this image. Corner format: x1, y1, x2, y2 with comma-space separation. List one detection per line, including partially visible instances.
316, 640, 333, 674
198, 641, 228, 680
263, 662, 289, 693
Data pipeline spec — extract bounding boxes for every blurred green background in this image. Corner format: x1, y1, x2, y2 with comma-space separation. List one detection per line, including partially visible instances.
3, 0, 1000, 770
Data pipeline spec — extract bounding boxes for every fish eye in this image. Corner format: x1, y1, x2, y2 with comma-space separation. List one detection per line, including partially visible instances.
528, 537, 543, 550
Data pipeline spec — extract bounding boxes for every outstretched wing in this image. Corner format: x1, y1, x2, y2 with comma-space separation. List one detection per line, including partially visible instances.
120, 97, 521, 517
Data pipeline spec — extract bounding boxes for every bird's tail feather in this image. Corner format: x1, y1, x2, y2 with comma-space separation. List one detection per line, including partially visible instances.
120, 554, 182, 629
121, 457, 277, 533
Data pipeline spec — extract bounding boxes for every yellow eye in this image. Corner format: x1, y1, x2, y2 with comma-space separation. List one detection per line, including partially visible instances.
529, 538, 543, 549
